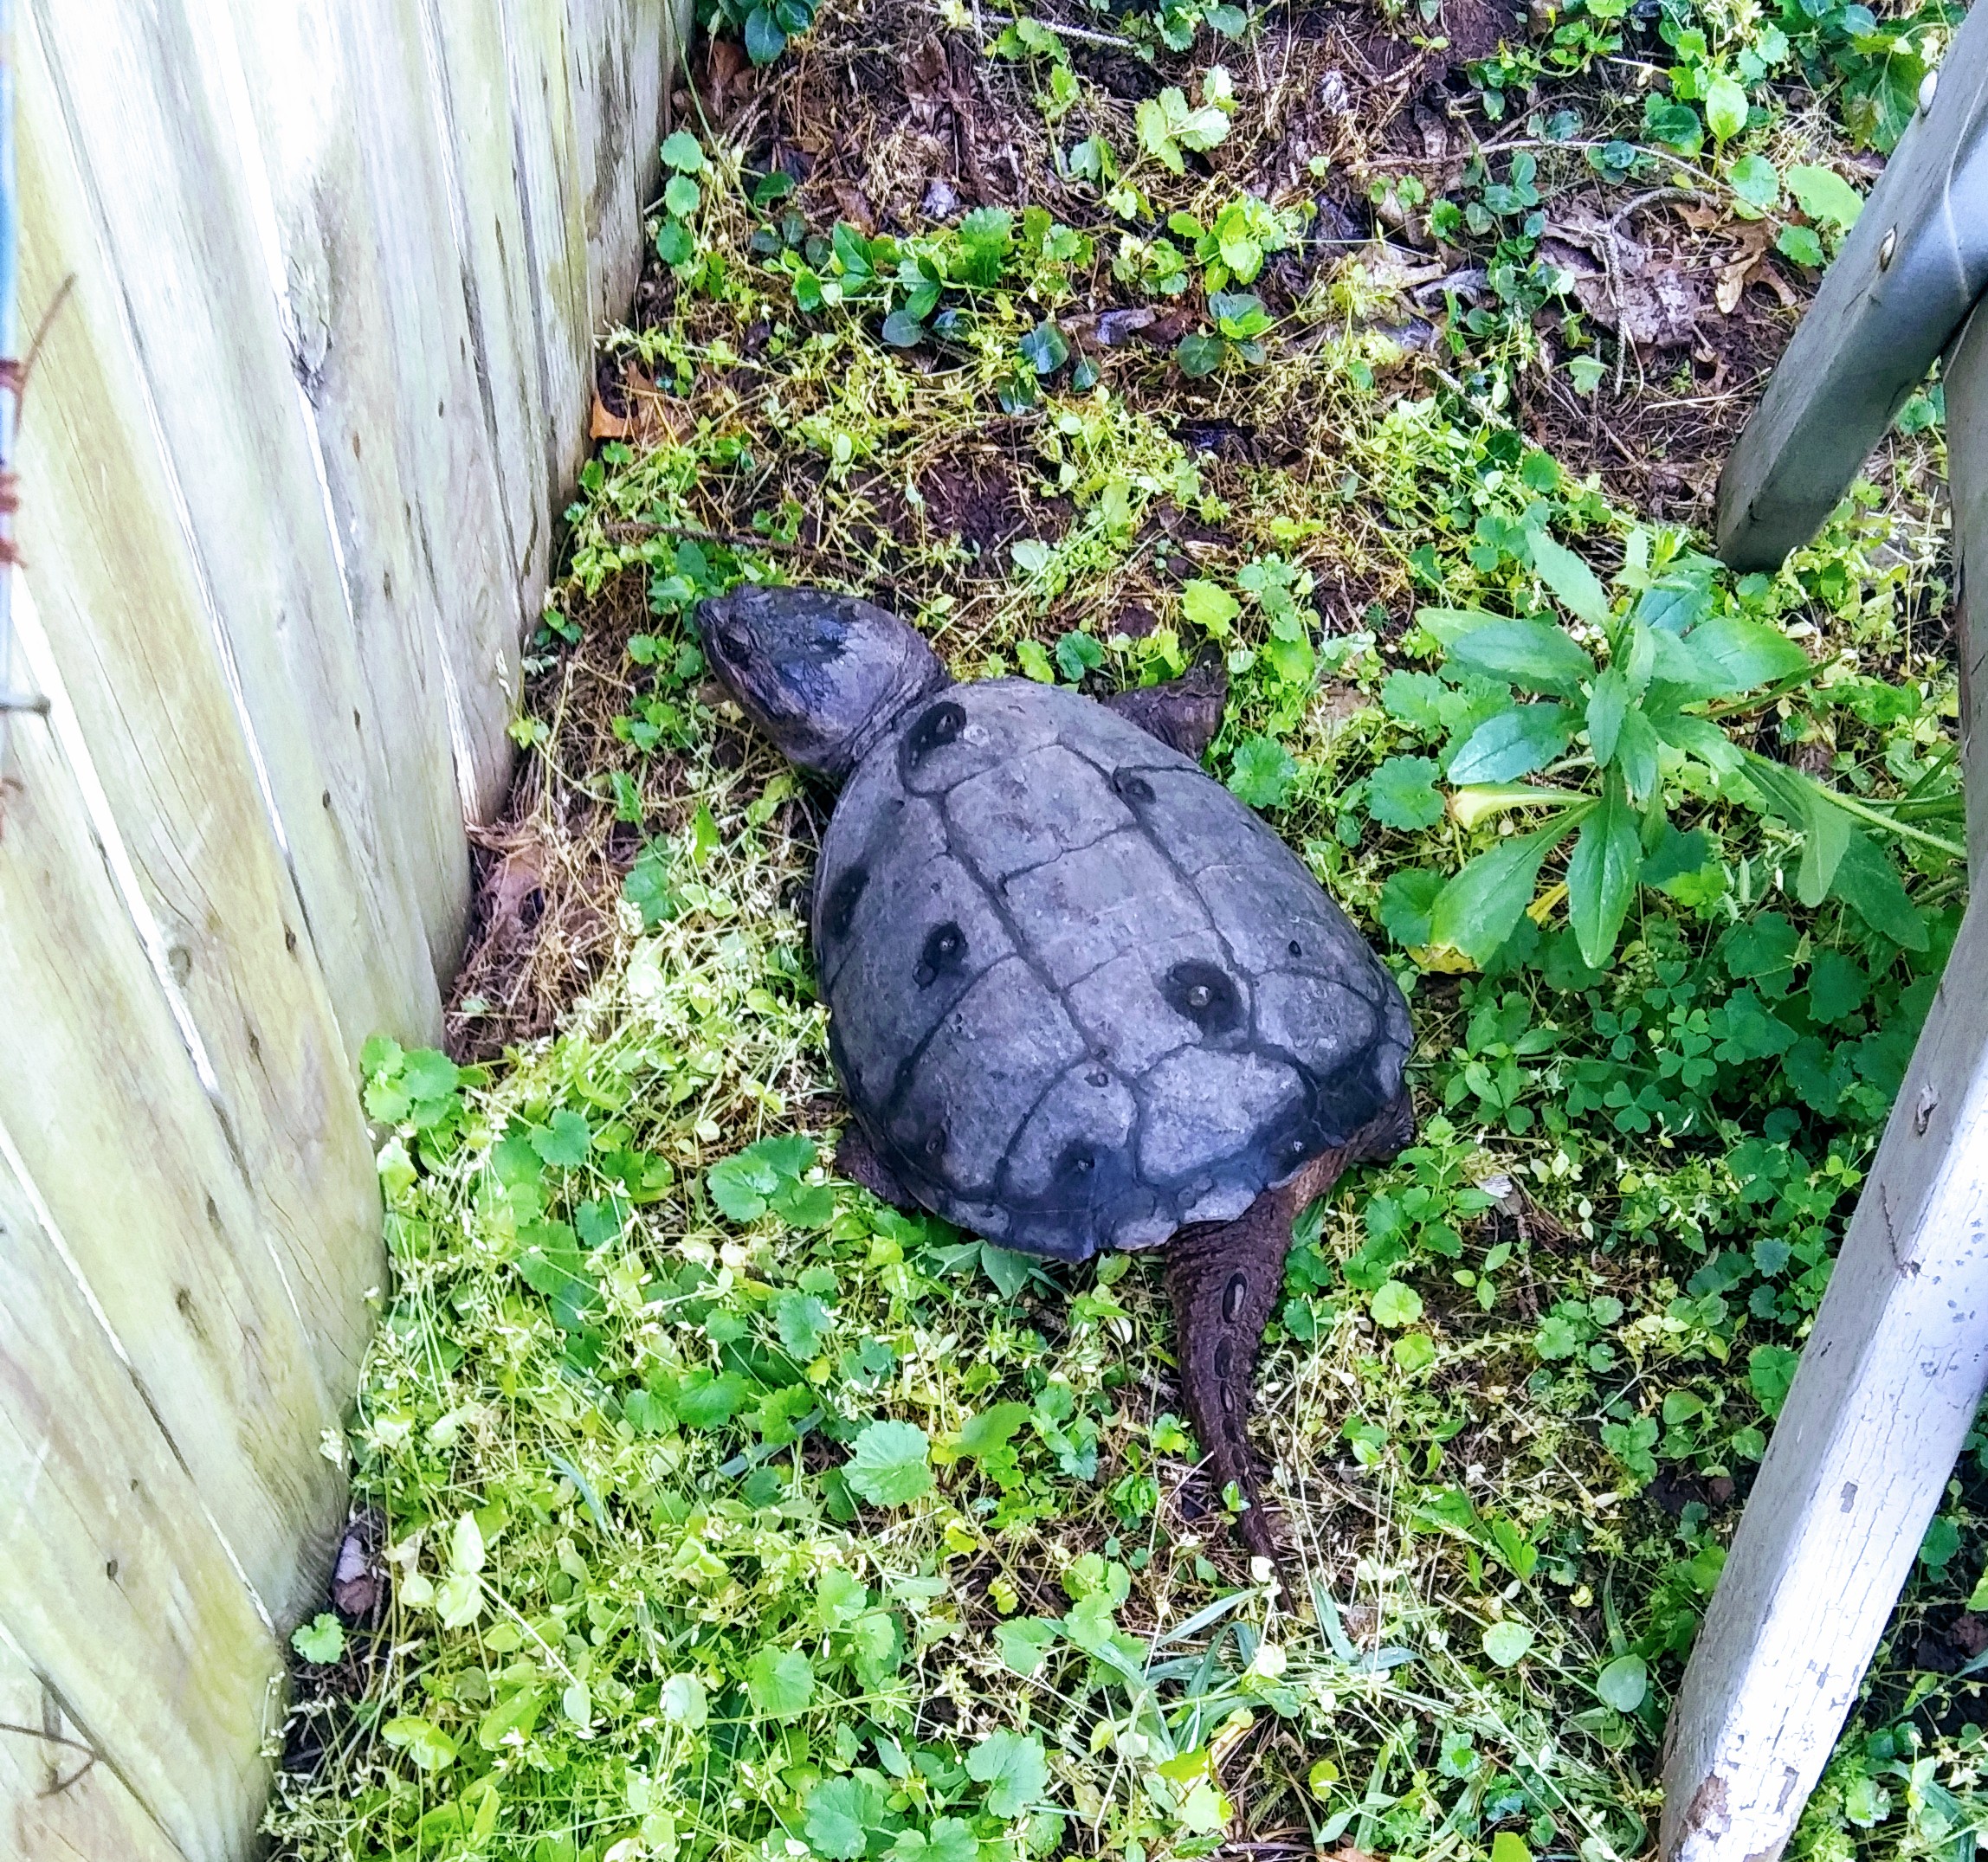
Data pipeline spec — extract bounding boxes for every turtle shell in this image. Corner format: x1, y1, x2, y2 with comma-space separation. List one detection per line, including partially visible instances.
816, 679, 1411, 1260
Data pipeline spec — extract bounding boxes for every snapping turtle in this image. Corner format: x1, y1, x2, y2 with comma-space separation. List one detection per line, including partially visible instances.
700, 585, 1413, 1556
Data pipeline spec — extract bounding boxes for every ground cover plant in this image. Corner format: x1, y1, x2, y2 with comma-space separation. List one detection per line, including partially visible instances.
269, 0, 1987, 1857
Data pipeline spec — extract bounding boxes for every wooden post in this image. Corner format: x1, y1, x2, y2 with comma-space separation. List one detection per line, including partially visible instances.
1714, 1, 1988, 570
1659, 291, 1988, 1862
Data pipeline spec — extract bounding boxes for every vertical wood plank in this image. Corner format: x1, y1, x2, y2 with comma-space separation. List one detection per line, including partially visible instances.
1950, 303, 1988, 881
21, 0, 442, 1060
0, 1631, 190, 1862
0, 695, 341, 1631
1658, 894, 1988, 1859
17, 5, 388, 1408
0, 1133, 281, 1862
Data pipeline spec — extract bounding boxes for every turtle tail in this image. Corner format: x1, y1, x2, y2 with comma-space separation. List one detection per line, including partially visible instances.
1165, 1187, 1300, 1565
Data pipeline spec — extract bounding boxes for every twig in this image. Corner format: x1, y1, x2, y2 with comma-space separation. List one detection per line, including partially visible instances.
0, 1719, 101, 1795
978, 10, 1136, 48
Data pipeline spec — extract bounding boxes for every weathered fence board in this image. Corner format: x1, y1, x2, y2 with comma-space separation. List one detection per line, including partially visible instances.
0, 1629, 190, 1862
0, 647, 343, 1627
2, 0, 683, 1850
17, 7, 386, 1408
0, 1137, 281, 1861
21, 0, 444, 1060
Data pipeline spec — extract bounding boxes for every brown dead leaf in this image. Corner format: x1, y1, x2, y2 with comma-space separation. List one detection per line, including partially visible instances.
702, 36, 750, 121
591, 393, 635, 441
1547, 198, 1703, 347
832, 185, 877, 237
1715, 220, 1778, 313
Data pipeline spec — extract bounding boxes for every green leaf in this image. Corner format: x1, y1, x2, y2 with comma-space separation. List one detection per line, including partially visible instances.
1415, 606, 1501, 645
1729, 152, 1779, 209
383, 1715, 458, 1772
895, 1820, 978, 1862
1019, 319, 1069, 375
1378, 868, 1443, 947
1777, 223, 1826, 268
807, 1776, 885, 1859
1448, 620, 1597, 699
661, 130, 705, 172
1481, 1620, 1534, 1666
1643, 824, 1712, 886
478, 1686, 545, 1749
881, 308, 926, 347
1704, 73, 1748, 141
1228, 735, 1298, 809
1367, 755, 1444, 830
992, 1615, 1061, 1676
1491, 1834, 1533, 1862
1747, 1343, 1802, 1417
1597, 1653, 1649, 1712
1176, 332, 1225, 377
676, 1369, 751, 1427
660, 1672, 708, 1728
1182, 579, 1240, 635
1796, 788, 1854, 906
291, 1613, 345, 1665
1787, 163, 1864, 230
1371, 1280, 1423, 1328
745, 1646, 816, 1718
965, 1730, 1050, 1817
1429, 817, 1582, 962
664, 174, 702, 218
978, 1243, 1035, 1297
1446, 704, 1572, 783
1586, 667, 1630, 767
1054, 630, 1104, 683
1826, 828, 1927, 949
1566, 776, 1642, 968
772, 1289, 835, 1356
1684, 616, 1810, 693
958, 1401, 1030, 1459
531, 1109, 593, 1168
743, 4, 787, 63
1616, 710, 1661, 802
845, 1419, 933, 1505
1528, 532, 1611, 628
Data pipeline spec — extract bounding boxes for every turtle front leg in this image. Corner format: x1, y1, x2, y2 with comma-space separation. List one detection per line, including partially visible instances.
1164, 1183, 1301, 1562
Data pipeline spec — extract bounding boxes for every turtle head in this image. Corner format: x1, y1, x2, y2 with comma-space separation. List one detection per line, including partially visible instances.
698, 586, 950, 780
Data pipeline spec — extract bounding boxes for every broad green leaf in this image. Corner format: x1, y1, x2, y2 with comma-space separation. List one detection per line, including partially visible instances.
1018, 319, 1069, 375
958, 1401, 1030, 1459
1414, 605, 1501, 644
978, 1243, 1035, 1297
993, 1615, 1061, 1676
1429, 816, 1583, 962
807, 1776, 886, 1859
1528, 532, 1611, 628
1447, 699, 1566, 783
1796, 786, 1854, 905
1566, 776, 1642, 968
1367, 755, 1444, 830
1616, 710, 1662, 802
881, 309, 926, 347
746, 1646, 815, 1718
744, 4, 786, 63
966, 1730, 1050, 1817
1586, 667, 1630, 767
1650, 708, 1743, 774
1481, 1620, 1534, 1667
478, 1686, 545, 1750
664, 174, 702, 218
1378, 868, 1443, 947
675, 1369, 751, 1427
1827, 828, 1928, 949
1787, 163, 1863, 230
845, 1419, 933, 1505
1491, 1834, 1533, 1862
1371, 1280, 1423, 1328
1729, 152, 1779, 210
383, 1715, 459, 1772
1182, 579, 1240, 635
660, 1673, 708, 1728
1748, 1343, 1802, 1417
1704, 73, 1748, 141
1643, 824, 1713, 886
530, 1109, 592, 1168
1228, 734, 1298, 809
1684, 616, 1810, 693
1634, 575, 1715, 635
661, 130, 705, 172
1778, 223, 1826, 268
291, 1613, 345, 1665
1448, 620, 1596, 699
1597, 1653, 1649, 1712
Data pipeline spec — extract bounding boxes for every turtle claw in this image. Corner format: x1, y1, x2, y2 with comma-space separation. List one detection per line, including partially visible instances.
1165, 1189, 1296, 1566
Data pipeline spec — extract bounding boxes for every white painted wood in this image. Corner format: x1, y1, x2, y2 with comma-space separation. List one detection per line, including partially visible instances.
1714, 6, 1988, 570
0, 1110, 281, 1861
1950, 302, 1988, 882
1658, 908, 1988, 1858
21, 0, 443, 1060
0, 1631, 190, 1862
16, 9, 388, 1410
0, 683, 344, 1631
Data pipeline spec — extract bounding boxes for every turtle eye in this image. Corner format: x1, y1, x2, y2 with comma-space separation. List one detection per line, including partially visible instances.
718, 624, 752, 660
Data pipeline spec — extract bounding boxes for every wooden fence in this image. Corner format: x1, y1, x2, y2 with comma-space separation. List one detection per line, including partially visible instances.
0, 1, 683, 1852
